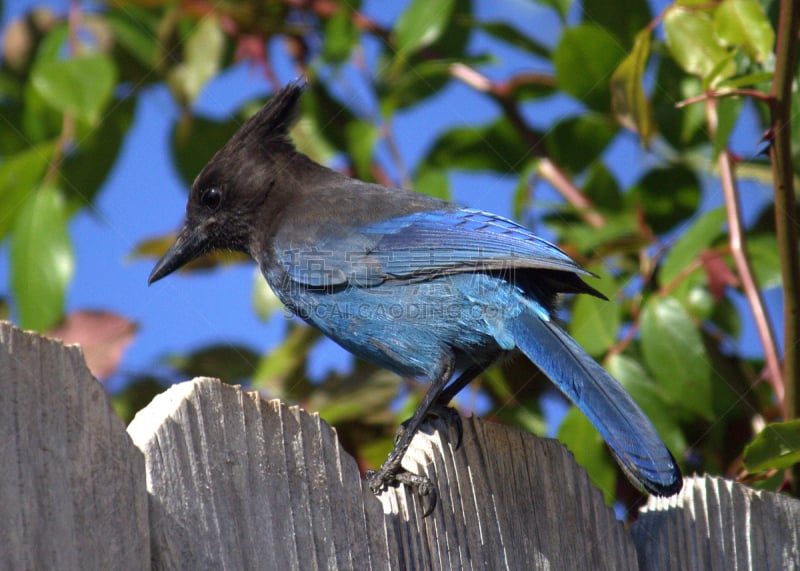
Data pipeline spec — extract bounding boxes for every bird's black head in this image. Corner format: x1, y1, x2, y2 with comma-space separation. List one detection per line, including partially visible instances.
148, 81, 305, 285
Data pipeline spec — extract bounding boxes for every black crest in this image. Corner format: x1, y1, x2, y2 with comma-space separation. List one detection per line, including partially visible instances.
233, 80, 305, 148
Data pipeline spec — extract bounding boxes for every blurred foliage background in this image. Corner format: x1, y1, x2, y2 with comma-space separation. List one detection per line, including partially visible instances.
1, 0, 798, 517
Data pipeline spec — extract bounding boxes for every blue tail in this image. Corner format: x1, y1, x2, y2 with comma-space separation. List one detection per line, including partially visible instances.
509, 304, 682, 496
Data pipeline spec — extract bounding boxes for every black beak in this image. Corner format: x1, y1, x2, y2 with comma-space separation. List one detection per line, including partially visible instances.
148, 224, 209, 285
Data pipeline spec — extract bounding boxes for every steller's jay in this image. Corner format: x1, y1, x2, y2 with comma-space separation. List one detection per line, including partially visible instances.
149, 82, 682, 513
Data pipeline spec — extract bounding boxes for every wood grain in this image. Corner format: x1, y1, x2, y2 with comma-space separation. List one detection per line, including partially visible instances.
128, 377, 636, 570
0, 321, 149, 571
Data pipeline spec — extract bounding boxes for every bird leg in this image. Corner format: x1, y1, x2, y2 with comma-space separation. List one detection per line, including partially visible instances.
366, 361, 454, 516
367, 361, 490, 516
437, 361, 491, 405
393, 362, 490, 451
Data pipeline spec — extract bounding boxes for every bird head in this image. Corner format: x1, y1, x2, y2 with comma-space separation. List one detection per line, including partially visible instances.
148, 81, 305, 285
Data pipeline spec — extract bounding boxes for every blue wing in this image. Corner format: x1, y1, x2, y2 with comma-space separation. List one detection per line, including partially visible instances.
279, 208, 590, 288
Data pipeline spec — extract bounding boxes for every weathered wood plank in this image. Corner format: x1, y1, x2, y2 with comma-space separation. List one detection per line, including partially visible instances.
128, 377, 638, 570
128, 379, 395, 570
0, 321, 149, 571
398, 413, 639, 570
632, 475, 800, 570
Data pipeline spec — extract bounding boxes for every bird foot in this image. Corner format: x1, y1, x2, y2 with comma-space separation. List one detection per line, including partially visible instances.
366, 464, 438, 517
395, 403, 464, 449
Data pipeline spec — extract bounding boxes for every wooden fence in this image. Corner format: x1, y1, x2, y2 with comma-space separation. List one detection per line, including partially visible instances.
1, 320, 799, 570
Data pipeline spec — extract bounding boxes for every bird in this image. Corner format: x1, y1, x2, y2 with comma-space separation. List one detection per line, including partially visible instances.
149, 81, 682, 513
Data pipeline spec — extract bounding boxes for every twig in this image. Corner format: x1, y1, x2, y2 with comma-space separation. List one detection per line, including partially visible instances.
449, 63, 605, 228
676, 89, 773, 109
538, 159, 605, 228
44, 0, 80, 186
769, 0, 800, 494
659, 257, 705, 297
382, 119, 412, 189
705, 99, 784, 413
450, 63, 493, 93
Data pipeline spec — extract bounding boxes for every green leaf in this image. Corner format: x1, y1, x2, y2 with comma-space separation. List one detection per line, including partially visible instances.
701, 50, 738, 90
660, 207, 726, 287
664, 7, 736, 83
322, 6, 360, 64
606, 353, 686, 456
554, 24, 626, 111
570, 295, 620, 357
10, 185, 74, 331
610, 28, 655, 145
33, 23, 70, 63
313, 368, 401, 426
652, 58, 706, 150
583, 0, 652, 48
394, 0, 456, 56
423, 117, 531, 173
253, 325, 320, 400
0, 99, 31, 156
0, 142, 56, 241
112, 376, 166, 424
303, 83, 357, 153
548, 210, 637, 253
629, 164, 700, 234
710, 295, 741, 337
685, 285, 715, 320
32, 53, 117, 124
640, 295, 713, 419
533, 0, 573, 20
744, 420, 800, 472
414, 167, 451, 200
292, 115, 337, 165
558, 407, 617, 503
107, 7, 159, 69
544, 114, 618, 174
512, 161, 540, 219
378, 55, 490, 113
714, 0, 775, 62
569, 266, 620, 357
421, 0, 472, 59
717, 71, 773, 89
582, 162, 623, 211
60, 97, 135, 212
167, 17, 225, 106
345, 120, 380, 181
167, 344, 261, 383
492, 393, 547, 437
475, 21, 550, 58
172, 115, 240, 187
747, 235, 782, 290
22, 79, 63, 143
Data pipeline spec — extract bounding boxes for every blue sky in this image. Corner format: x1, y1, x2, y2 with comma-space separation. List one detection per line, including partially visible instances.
0, 0, 783, 400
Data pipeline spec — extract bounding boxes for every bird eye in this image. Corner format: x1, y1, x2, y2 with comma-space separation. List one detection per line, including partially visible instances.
201, 187, 222, 211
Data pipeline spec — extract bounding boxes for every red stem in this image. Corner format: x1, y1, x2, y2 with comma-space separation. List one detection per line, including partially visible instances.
705, 100, 784, 413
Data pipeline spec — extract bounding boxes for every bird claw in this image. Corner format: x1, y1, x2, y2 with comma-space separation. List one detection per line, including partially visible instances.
366, 465, 438, 517
395, 404, 464, 450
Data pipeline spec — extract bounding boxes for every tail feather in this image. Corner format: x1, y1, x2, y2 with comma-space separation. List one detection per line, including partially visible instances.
509, 306, 682, 496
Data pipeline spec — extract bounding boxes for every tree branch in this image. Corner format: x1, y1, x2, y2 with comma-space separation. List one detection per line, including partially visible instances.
538, 159, 605, 228
705, 99, 784, 414
675, 89, 774, 109
769, 0, 800, 493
